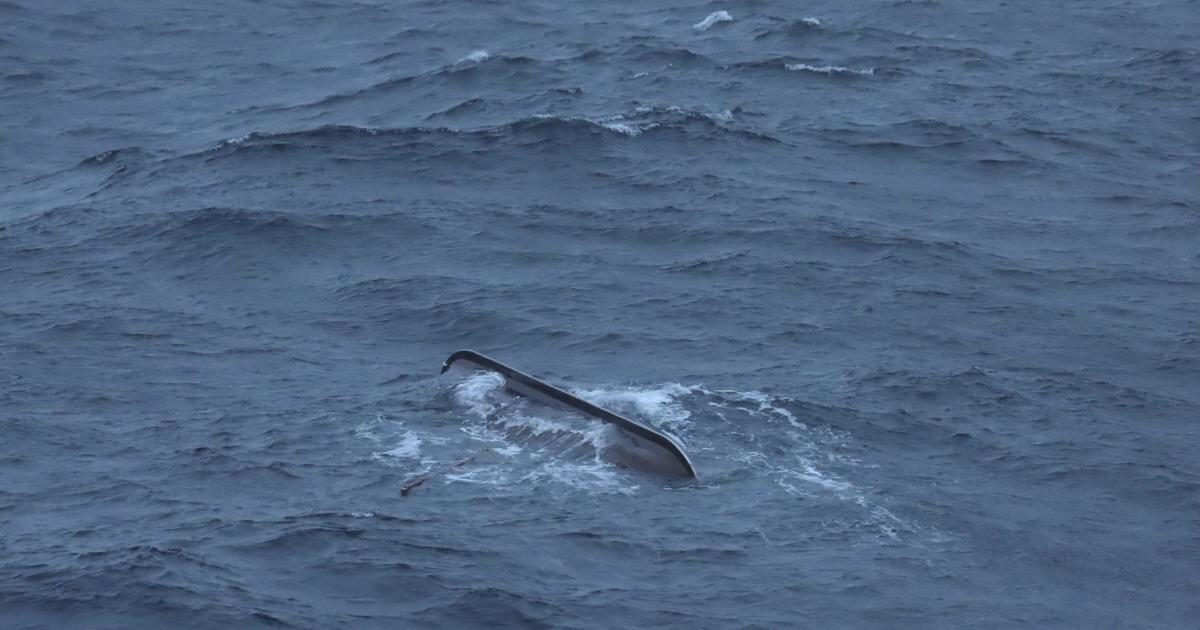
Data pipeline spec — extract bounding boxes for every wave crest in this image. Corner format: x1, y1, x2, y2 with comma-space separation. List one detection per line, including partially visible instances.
202, 107, 777, 158
693, 10, 733, 32
785, 63, 874, 76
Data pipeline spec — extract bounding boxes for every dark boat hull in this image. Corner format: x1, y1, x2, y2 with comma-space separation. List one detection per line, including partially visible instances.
441, 350, 697, 478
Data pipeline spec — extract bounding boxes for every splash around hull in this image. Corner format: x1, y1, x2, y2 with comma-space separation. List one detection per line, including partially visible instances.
441, 350, 697, 478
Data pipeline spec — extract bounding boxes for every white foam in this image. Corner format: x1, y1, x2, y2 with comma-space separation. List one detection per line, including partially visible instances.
583, 106, 735, 137
459, 419, 517, 448
773, 453, 918, 540
664, 105, 733, 124
855, 497, 912, 540
776, 478, 815, 498
530, 112, 649, 137
354, 414, 386, 444
522, 459, 639, 495
785, 63, 874, 76
359, 415, 434, 466
216, 133, 251, 149
596, 117, 644, 137
706, 391, 904, 537
801, 17, 822, 27
570, 383, 695, 428
436, 446, 636, 495
693, 10, 733, 32
381, 431, 422, 459
494, 412, 580, 437
453, 374, 614, 455
709, 109, 734, 123
705, 388, 802, 427
456, 49, 490, 64
446, 373, 671, 492
794, 461, 852, 492
441, 465, 508, 487
454, 370, 505, 416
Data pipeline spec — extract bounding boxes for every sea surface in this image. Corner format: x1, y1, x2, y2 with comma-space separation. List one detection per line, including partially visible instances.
2, 0, 1198, 627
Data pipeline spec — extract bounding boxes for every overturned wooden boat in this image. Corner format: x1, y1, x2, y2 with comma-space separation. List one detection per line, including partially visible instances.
441, 350, 697, 478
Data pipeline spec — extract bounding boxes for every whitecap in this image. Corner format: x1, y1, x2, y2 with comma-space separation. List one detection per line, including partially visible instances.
453, 370, 505, 416
520, 459, 639, 495
214, 133, 251, 150
704, 388, 803, 427
693, 10, 733, 32
801, 17, 822, 27
456, 49, 489, 64
493, 411, 582, 437
709, 109, 734, 123
793, 461, 853, 492
570, 382, 695, 429
596, 118, 643, 137
381, 430, 422, 459
784, 63, 874, 76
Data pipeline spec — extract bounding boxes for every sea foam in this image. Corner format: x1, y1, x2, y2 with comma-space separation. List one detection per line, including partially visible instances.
785, 63, 874, 76
456, 49, 489, 64
693, 10, 733, 32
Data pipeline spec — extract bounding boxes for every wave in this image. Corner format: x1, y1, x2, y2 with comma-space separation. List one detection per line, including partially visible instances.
809, 118, 989, 151
372, 424, 424, 461
894, 43, 1010, 68
570, 382, 696, 431
422, 96, 488, 121
1011, 124, 1119, 156
693, 10, 733, 32
630, 45, 713, 66
785, 63, 874, 76
300, 52, 545, 110
308, 39, 727, 112
455, 49, 490, 64
561, 36, 722, 70
729, 56, 885, 78
285, 35, 757, 115
78, 146, 153, 167
753, 16, 824, 39
4, 70, 46, 83
130, 206, 330, 240
437, 371, 639, 494
199, 108, 777, 160
331, 275, 488, 304
1122, 47, 1198, 70
44, 206, 391, 272
10, 543, 244, 611
581, 104, 747, 138
365, 29, 440, 64
691, 385, 925, 540
753, 20, 928, 51
366, 370, 929, 540
418, 587, 562, 628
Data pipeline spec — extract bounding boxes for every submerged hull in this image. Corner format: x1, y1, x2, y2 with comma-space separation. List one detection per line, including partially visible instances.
441, 350, 697, 478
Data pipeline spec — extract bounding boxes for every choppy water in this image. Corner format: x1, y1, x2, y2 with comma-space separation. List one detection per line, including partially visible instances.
2, 0, 1198, 627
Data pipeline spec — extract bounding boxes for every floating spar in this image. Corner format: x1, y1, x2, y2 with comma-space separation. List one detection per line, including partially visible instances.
400, 448, 492, 496
440, 349, 697, 478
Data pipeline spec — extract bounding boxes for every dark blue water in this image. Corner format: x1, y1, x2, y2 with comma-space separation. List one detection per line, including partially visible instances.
3, 0, 1198, 626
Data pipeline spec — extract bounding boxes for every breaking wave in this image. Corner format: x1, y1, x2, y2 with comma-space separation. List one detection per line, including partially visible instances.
785, 63, 875, 76
693, 10, 733, 32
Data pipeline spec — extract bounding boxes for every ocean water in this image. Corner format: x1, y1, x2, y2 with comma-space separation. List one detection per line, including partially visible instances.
2, 0, 1198, 627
